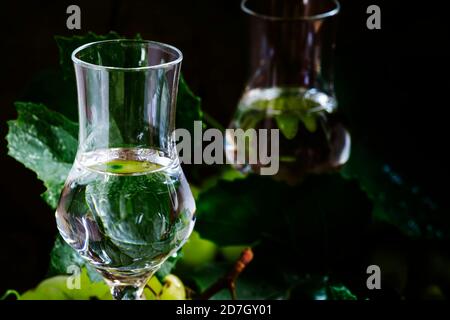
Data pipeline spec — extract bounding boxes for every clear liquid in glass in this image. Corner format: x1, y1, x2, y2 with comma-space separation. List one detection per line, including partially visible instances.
55, 148, 195, 292
226, 87, 351, 184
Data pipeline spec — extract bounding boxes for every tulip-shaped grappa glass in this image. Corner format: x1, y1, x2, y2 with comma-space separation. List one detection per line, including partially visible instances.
55, 40, 195, 300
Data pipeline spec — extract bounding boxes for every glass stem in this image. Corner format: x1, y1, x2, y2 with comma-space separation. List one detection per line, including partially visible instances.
111, 284, 145, 300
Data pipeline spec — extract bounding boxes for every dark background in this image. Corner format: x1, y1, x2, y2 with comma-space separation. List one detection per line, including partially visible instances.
0, 0, 449, 294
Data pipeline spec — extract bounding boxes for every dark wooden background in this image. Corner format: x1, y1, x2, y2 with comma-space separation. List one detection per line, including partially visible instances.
1, 0, 449, 294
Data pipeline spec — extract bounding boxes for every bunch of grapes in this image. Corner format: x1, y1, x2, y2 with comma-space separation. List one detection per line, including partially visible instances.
19, 269, 185, 300
8, 231, 247, 300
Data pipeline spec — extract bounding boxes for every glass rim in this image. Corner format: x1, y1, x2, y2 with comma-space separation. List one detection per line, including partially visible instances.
241, 0, 340, 21
71, 39, 183, 71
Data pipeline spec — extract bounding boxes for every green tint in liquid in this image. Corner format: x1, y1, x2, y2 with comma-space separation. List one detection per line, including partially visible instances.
93, 159, 163, 175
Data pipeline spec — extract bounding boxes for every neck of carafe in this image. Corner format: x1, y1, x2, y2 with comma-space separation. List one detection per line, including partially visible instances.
248, 17, 337, 95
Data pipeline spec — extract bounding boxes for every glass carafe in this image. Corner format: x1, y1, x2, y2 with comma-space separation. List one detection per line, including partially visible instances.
55, 40, 195, 300
226, 0, 350, 184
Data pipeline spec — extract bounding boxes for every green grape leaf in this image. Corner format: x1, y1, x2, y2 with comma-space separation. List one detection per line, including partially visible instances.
196, 173, 372, 250
48, 235, 103, 282
301, 113, 318, 133
6, 102, 77, 208
55, 31, 125, 81
326, 284, 358, 300
195, 173, 371, 299
176, 74, 203, 133
155, 252, 183, 281
21, 69, 79, 121
22, 32, 135, 120
288, 275, 358, 300
341, 141, 448, 238
49, 235, 85, 275
187, 262, 288, 300
275, 113, 299, 140
252, 94, 320, 139
187, 262, 357, 300
195, 176, 284, 246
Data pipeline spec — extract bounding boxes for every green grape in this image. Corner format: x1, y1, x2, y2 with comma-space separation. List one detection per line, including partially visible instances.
143, 276, 163, 300
72, 268, 111, 300
220, 245, 248, 262
19, 269, 186, 300
20, 276, 70, 300
159, 275, 186, 300
143, 274, 186, 300
180, 231, 218, 267
20, 268, 110, 300
97, 291, 114, 300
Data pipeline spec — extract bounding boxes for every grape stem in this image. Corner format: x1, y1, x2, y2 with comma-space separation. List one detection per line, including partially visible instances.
197, 248, 254, 300
144, 284, 159, 298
